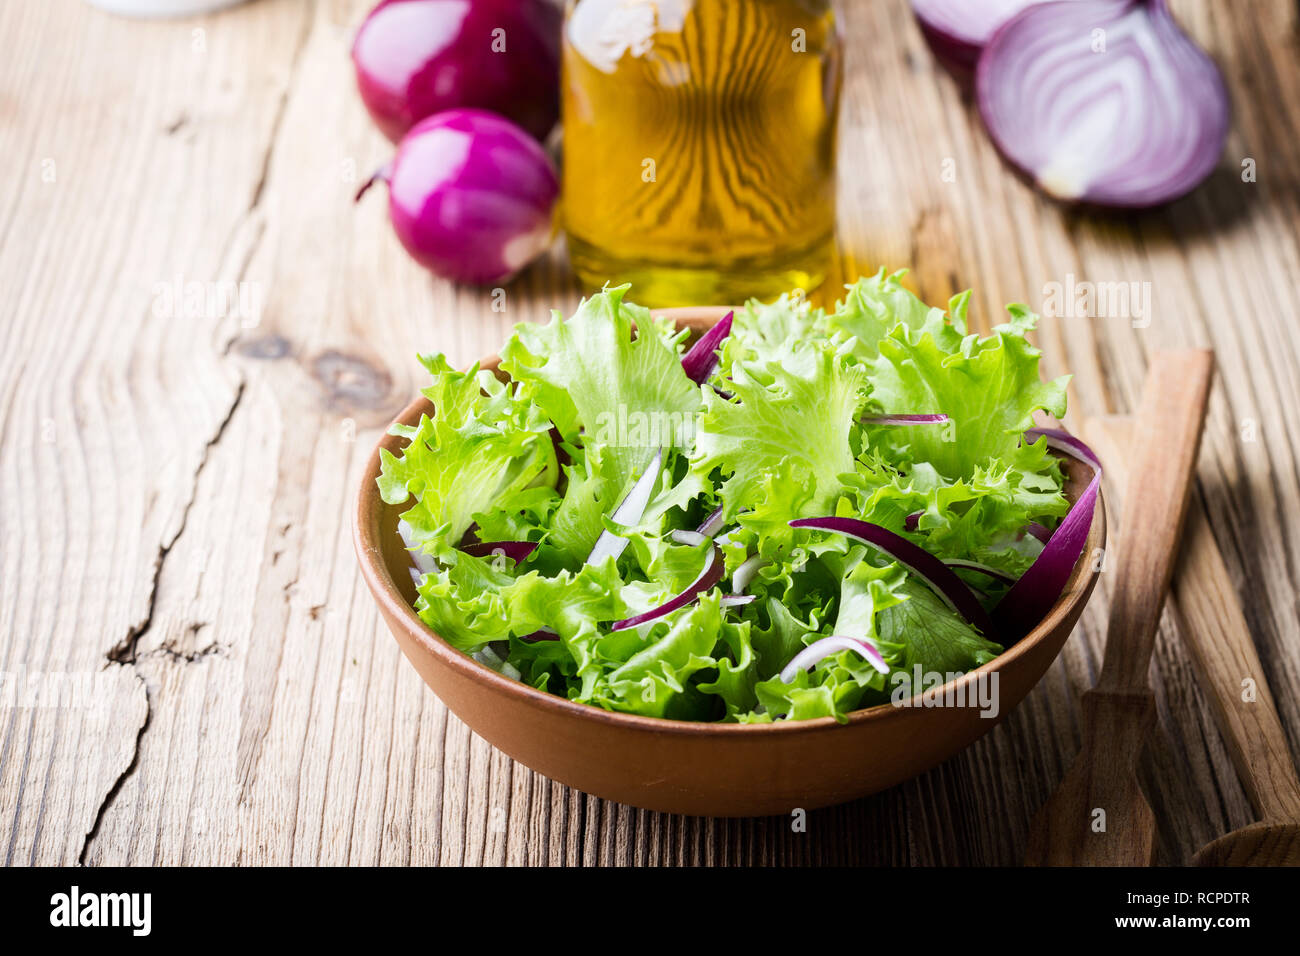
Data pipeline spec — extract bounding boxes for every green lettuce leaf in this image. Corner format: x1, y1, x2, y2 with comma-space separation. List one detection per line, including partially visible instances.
828, 268, 966, 360
868, 306, 1068, 480
378, 355, 556, 558
691, 343, 868, 526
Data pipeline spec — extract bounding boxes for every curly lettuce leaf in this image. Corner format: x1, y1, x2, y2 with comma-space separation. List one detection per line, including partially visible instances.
500, 285, 701, 468
378, 355, 556, 558
588, 594, 725, 719
829, 268, 967, 360
877, 579, 1003, 676
716, 292, 828, 384
868, 307, 1068, 480
691, 343, 868, 526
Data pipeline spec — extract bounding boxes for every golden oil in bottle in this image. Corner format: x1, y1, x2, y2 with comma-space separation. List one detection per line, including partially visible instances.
562, 0, 841, 306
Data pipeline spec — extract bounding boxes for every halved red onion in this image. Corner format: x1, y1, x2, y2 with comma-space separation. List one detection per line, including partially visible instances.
780, 635, 890, 684
731, 554, 764, 594
586, 449, 663, 565
977, 0, 1230, 207
790, 517, 994, 636
720, 594, 756, 609
609, 543, 724, 631
680, 310, 734, 384
459, 540, 538, 562
943, 558, 1016, 585
911, 0, 1061, 69
861, 413, 950, 426
993, 431, 1102, 639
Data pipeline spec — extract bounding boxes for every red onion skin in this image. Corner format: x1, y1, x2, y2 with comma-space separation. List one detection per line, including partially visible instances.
381, 109, 559, 285
352, 0, 561, 144
913, 0, 1062, 72
915, 0, 1066, 70
976, 0, 1230, 209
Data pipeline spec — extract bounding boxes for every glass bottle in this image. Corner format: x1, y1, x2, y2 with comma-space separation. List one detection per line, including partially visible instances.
562, 0, 841, 306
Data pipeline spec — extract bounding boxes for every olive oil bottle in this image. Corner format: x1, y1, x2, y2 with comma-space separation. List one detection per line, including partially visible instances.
562, 0, 841, 305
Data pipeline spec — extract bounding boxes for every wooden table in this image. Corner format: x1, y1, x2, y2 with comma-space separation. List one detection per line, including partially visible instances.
3, 0, 1298, 866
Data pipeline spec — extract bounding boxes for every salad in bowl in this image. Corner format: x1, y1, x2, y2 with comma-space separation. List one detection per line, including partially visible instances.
376, 271, 1100, 725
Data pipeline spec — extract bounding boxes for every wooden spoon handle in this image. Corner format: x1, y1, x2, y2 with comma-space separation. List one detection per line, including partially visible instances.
1083, 415, 1300, 825
1095, 351, 1214, 695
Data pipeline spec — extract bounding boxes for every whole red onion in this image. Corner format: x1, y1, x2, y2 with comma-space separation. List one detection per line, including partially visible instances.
352, 0, 561, 144
358, 109, 560, 285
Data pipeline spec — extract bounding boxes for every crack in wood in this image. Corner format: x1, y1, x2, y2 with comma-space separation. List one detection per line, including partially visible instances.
104, 381, 246, 666
80, 380, 246, 864
78, 675, 150, 866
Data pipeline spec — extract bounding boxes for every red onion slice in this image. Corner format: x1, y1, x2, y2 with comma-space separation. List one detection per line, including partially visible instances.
780, 635, 890, 684
398, 519, 439, 575
586, 449, 663, 566
943, 558, 1017, 585
977, 0, 1230, 208
861, 413, 950, 426
993, 431, 1103, 639
720, 594, 756, 609
790, 517, 994, 636
519, 628, 559, 643
669, 529, 709, 548
1024, 427, 1102, 470
911, 0, 1060, 69
695, 505, 727, 537
904, 511, 922, 532
459, 540, 538, 563
680, 310, 734, 384
609, 543, 724, 631
1024, 521, 1052, 544
731, 554, 764, 594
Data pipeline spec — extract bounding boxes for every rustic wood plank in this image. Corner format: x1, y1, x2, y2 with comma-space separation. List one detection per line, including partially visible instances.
2, 0, 1299, 866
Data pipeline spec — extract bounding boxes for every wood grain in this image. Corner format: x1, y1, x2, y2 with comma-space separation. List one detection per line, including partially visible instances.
1085, 415, 1300, 866
2, 0, 1299, 865
1085, 416, 1300, 828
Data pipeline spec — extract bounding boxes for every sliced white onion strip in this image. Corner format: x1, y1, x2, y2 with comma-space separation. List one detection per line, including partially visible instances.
720, 594, 756, 609
731, 554, 764, 594
398, 519, 440, 575
780, 635, 890, 684
586, 449, 663, 566
669, 529, 709, 547
696, 505, 727, 537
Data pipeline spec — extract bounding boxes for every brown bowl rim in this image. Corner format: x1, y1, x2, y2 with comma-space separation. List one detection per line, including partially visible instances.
353, 306, 1105, 737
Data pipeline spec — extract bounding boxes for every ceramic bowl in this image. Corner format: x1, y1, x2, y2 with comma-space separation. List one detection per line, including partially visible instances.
354, 307, 1105, 816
